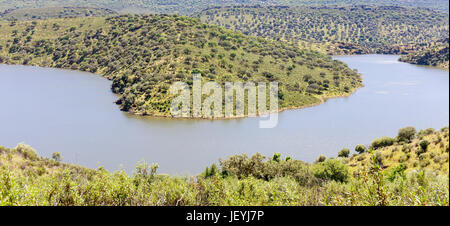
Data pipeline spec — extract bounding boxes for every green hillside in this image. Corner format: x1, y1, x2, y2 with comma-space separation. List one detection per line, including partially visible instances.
0, 14, 362, 117
399, 39, 449, 69
197, 5, 449, 55
0, 7, 117, 21
0, 126, 448, 206
0, 0, 448, 16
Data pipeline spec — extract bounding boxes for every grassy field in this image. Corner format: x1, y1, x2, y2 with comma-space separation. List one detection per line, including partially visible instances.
1, 126, 448, 206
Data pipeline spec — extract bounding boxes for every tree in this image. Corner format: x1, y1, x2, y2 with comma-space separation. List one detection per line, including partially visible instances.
312, 159, 349, 183
371, 137, 395, 150
355, 144, 366, 154
418, 140, 430, 155
315, 154, 326, 163
397, 126, 416, 142
272, 153, 281, 162
52, 152, 62, 162
338, 148, 350, 158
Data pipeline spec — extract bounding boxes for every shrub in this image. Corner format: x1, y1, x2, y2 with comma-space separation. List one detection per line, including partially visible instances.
374, 151, 383, 166
338, 148, 350, 158
14, 143, 38, 161
312, 159, 349, 183
417, 140, 430, 155
387, 163, 406, 182
219, 153, 265, 179
219, 153, 316, 185
52, 152, 62, 162
417, 128, 435, 138
315, 154, 326, 163
397, 127, 416, 142
272, 153, 281, 162
355, 144, 366, 154
371, 137, 395, 150
202, 163, 218, 178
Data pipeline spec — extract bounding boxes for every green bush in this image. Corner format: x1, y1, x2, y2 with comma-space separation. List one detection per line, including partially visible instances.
52, 152, 62, 162
14, 143, 38, 161
312, 159, 349, 183
371, 137, 395, 150
355, 144, 367, 154
418, 128, 436, 138
418, 140, 430, 155
315, 154, 326, 163
397, 127, 416, 143
202, 163, 218, 178
338, 148, 350, 158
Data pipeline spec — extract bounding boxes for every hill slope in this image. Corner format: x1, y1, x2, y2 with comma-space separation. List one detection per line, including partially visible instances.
399, 39, 449, 69
0, 7, 117, 20
197, 5, 449, 55
0, 0, 448, 16
0, 14, 362, 117
0, 126, 448, 206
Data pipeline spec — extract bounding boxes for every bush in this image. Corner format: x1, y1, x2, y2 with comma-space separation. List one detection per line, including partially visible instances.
312, 159, 349, 183
355, 144, 366, 154
397, 127, 416, 142
14, 143, 38, 161
52, 152, 62, 162
202, 163, 218, 178
219, 153, 266, 179
338, 148, 350, 158
387, 163, 406, 182
219, 153, 316, 185
374, 151, 383, 166
418, 128, 436, 138
371, 137, 395, 150
315, 154, 326, 163
272, 153, 281, 162
417, 140, 430, 155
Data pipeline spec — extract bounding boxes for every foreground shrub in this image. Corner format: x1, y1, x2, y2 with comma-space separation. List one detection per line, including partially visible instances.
312, 159, 349, 183
219, 153, 317, 185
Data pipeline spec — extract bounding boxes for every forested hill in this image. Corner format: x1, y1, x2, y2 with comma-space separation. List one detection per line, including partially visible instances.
399, 39, 449, 69
0, 15, 362, 117
0, 0, 448, 16
0, 7, 117, 21
197, 5, 449, 55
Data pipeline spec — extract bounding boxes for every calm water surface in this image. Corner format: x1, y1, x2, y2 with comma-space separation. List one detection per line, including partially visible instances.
0, 55, 448, 174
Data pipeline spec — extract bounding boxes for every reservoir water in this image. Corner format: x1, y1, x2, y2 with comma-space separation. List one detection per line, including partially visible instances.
0, 55, 448, 174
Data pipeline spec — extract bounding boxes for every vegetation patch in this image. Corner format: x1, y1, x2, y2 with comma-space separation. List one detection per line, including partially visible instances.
0, 14, 362, 118
0, 126, 448, 206
197, 5, 449, 55
0, 7, 117, 21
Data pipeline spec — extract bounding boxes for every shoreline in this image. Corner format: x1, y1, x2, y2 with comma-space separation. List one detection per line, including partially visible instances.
125, 84, 364, 121
0, 61, 364, 121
